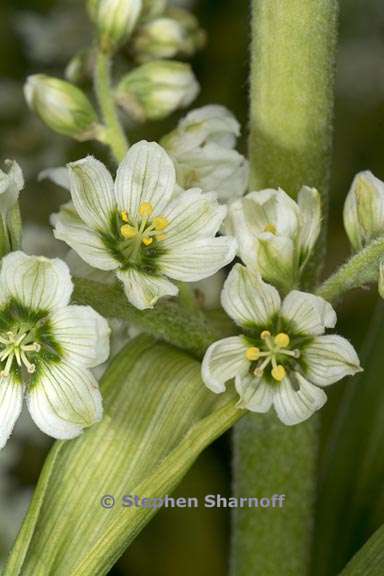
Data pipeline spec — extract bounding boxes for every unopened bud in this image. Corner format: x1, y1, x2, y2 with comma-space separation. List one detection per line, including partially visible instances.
115, 60, 200, 122
87, 0, 142, 53
65, 49, 94, 84
133, 8, 205, 62
24, 75, 100, 141
343, 171, 384, 251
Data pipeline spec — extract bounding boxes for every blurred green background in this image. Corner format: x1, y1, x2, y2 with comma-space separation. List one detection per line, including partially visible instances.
0, 0, 384, 574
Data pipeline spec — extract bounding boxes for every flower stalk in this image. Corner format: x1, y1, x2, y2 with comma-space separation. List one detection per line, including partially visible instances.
231, 1, 339, 574
94, 50, 129, 162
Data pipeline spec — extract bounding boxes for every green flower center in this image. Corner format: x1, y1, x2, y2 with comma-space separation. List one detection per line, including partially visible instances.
103, 202, 169, 273
245, 330, 300, 382
0, 300, 62, 381
0, 328, 41, 377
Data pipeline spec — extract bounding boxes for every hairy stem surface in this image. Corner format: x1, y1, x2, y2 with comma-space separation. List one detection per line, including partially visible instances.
231, 2, 339, 575
94, 50, 128, 162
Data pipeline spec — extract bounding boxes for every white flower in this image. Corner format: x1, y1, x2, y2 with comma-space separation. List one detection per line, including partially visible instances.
227, 186, 321, 291
0, 251, 110, 448
51, 140, 237, 310
343, 170, 384, 251
161, 105, 249, 202
202, 264, 362, 426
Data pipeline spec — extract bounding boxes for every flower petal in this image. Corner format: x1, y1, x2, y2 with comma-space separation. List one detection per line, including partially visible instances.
235, 374, 274, 413
297, 186, 321, 262
26, 361, 103, 440
173, 143, 249, 200
273, 372, 327, 425
114, 141, 175, 218
0, 374, 23, 449
39, 166, 70, 190
161, 189, 227, 248
226, 199, 258, 268
52, 202, 119, 271
0, 159, 24, 211
0, 251, 73, 310
221, 263, 281, 329
67, 156, 116, 230
201, 336, 250, 393
50, 305, 110, 368
303, 335, 362, 386
244, 188, 300, 237
257, 234, 297, 291
116, 268, 178, 310
281, 291, 337, 336
159, 237, 237, 282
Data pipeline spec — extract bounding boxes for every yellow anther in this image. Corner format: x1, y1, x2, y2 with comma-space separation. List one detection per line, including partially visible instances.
153, 216, 169, 230
157, 234, 167, 241
274, 333, 290, 348
139, 202, 153, 217
142, 236, 153, 246
264, 223, 277, 234
245, 347, 261, 361
121, 210, 129, 222
271, 365, 286, 382
120, 224, 137, 239
260, 330, 271, 339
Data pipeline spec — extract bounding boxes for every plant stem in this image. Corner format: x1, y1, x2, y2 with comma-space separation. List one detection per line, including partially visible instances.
316, 236, 384, 303
94, 50, 128, 162
231, 2, 338, 575
72, 277, 235, 358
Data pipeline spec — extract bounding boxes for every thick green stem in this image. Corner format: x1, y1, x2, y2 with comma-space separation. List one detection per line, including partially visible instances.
231, 2, 338, 575
94, 50, 128, 162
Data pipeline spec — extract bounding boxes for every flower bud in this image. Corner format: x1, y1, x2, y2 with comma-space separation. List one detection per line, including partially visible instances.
343, 170, 384, 251
87, 0, 142, 52
65, 49, 94, 84
115, 60, 200, 122
133, 8, 205, 62
24, 74, 100, 141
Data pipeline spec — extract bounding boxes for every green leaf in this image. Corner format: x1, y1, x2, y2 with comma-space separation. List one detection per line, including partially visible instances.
313, 301, 384, 575
339, 524, 384, 576
5, 335, 240, 576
